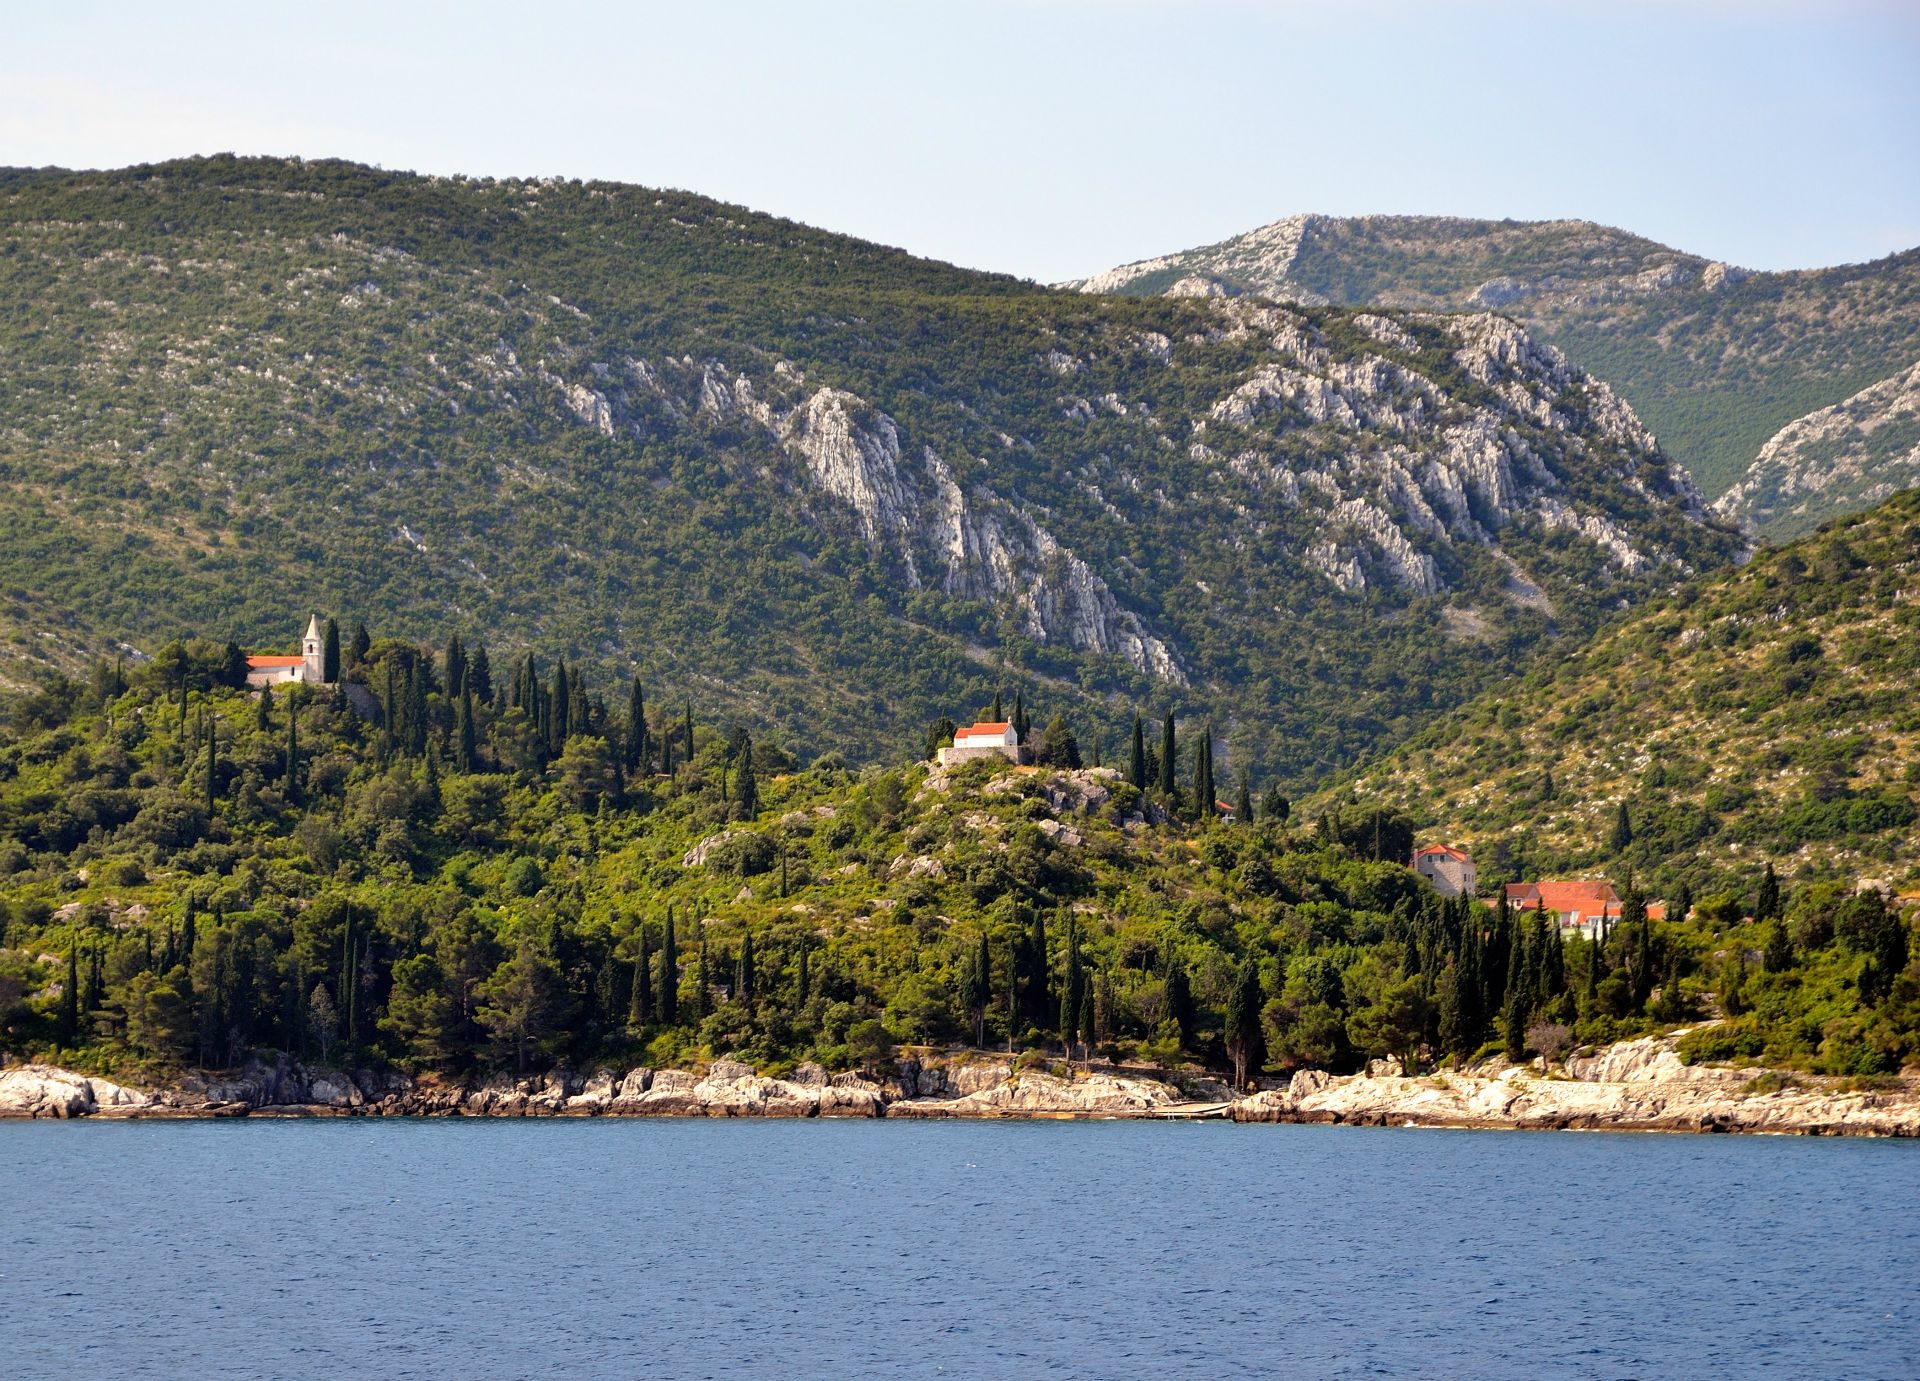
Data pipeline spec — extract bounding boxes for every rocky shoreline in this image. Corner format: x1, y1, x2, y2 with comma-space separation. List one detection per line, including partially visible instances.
3, 1037, 1916, 1136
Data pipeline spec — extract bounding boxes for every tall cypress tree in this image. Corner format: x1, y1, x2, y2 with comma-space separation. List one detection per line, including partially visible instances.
406, 661, 429, 756
204, 713, 217, 819
468, 643, 492, 703
696, 938, 711, 1019
961, 932, 990, 1048
284, 699, 300, 803
736, 737, 759, 819
1607, 801, 1634, 855
683, 700, 695, 767
1755, 861, 1781, 923
1235, 771, 1252, 824
60, 931, 79, 1048
1159, 713, 1177, 797
737, 931, 756, 1010
626, 678, 647, 772
630, 926, 652, 1028
450, 635, 470, 696
552, 663, 571, 753
323, 618, 342, 683
456, 686, 477, 772
348, 621, 370, 670
1128, 714, 1147, 791
657, 909, 679, 1026
1059, 918, 1083, 1048
1192, 722, 1215, 824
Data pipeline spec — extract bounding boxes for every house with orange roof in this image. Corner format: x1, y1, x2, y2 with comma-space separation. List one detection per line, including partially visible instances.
1499, 880, 1668, 938
936, 720, 1025, 767
1411, 844, 1477, 898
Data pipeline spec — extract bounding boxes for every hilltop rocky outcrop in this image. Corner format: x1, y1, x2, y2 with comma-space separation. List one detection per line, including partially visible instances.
7, 1036, 1913, 1135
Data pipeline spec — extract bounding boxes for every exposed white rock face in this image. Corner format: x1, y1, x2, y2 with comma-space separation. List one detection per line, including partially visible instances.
1714, 359, 1920, 538
1068, 213, 1316, 297
563, 382, 614, 436
543, 290, 1716, 663
1190, 302, 1708, 595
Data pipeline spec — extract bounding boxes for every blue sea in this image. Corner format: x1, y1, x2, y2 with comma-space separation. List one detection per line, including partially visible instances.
2, 1119, 1916, 1378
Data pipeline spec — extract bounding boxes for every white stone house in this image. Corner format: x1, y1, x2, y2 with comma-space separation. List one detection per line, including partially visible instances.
244, 614, 330, 689
936, 720, 1023, 767
1412, 844, 1477, 898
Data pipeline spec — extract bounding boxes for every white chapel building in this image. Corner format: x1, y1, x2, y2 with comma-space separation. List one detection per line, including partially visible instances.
244, 615, 331, 689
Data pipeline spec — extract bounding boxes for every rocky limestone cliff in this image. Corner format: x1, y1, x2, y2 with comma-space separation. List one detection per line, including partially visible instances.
1714, 360, 1920, 539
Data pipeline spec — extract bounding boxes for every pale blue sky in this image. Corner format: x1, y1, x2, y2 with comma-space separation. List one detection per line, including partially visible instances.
6, 1, 1916, 282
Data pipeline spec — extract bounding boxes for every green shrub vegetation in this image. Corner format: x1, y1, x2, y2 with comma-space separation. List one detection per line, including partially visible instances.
1326, 489, 1920, 895
1, 636, 1912, 1083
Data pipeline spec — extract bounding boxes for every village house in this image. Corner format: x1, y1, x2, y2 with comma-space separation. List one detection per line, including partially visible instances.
244, 615, 331, 689
1499, 880, 1668, 938
936, 720, 1025, 767
1411, 844, 1477, 898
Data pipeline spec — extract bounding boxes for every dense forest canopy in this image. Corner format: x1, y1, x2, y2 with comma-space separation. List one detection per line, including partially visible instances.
0, 621, 1912, 1084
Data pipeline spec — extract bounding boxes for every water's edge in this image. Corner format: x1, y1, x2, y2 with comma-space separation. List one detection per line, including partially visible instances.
6, 1033, 1917, 1137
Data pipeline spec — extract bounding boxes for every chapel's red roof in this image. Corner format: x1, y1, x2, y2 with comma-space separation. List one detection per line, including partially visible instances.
246, 656, 304, 669
956, 721, 1011, 736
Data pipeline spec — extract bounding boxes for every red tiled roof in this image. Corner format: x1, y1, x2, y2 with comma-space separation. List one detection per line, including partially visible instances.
1215, 800, 1235, 812
246, 656, 304, 669
1504, 880, 1621, 916
1414, 844, 1472, 862
956, 722, 1011, 736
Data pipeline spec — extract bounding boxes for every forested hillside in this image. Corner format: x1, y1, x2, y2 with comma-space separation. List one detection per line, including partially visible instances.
1071, 214, 1920, 517
1322, 490, 1920, 897
0, 158, 1737, 784
0, 642, 1912, 1083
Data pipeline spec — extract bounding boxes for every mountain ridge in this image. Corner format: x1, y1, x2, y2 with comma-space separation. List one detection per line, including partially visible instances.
0, 157, 1737, 782
1069, 213, 1920, 524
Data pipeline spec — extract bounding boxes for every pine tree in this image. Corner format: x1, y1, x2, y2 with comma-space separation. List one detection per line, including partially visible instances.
1127, 713, 1147, 791
323, 618, 342, 683
1159, 712, 1177, 798
657, 909, 679, 1025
